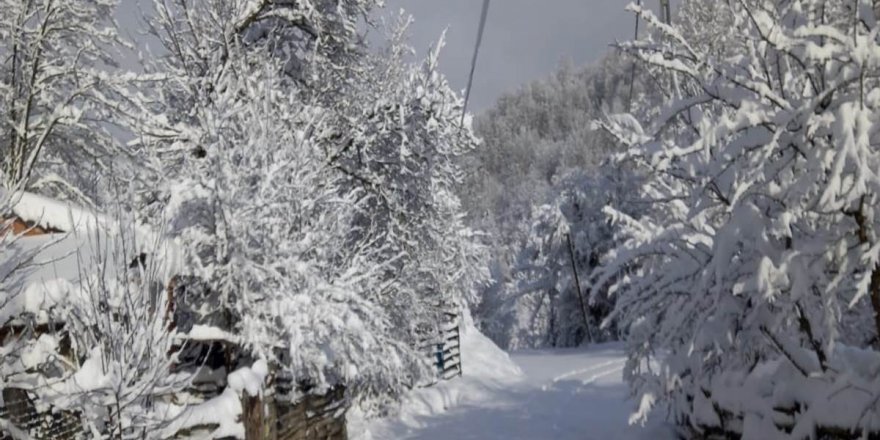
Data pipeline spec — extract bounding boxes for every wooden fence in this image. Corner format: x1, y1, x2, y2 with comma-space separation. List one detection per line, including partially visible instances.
0, 389, 83, 440
261, 374, 347, 440
2, 310, 463, 440
422, 310, 462, 382
0, 364, 348, 440
242, 387, 348, 440
175, 343, 348, 440
272, 386, 347, 440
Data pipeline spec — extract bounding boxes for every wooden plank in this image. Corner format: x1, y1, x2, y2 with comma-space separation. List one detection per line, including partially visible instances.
274, 386, 347, 440
242, 393, 264, 440
441, 346, 460, 356
443, 352, 461, 361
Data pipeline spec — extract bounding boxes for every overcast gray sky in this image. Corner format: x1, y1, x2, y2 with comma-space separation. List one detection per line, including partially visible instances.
383, 1, 658, 111
118, 1, 665, 112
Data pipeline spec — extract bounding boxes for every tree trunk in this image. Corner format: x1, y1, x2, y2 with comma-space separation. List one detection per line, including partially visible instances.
851, 198, 880, 345
870, 269, 880, 347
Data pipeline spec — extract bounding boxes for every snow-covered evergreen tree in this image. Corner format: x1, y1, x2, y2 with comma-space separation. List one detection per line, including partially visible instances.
597, 1, 880, 436
480, 170, 637, 349
463, 50, 651, 350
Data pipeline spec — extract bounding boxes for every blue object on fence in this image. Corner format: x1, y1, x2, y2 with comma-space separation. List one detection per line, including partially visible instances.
435, 343, 445, 373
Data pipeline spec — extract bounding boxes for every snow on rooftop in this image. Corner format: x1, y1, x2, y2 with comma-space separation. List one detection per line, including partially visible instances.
0, 229, 181, 325
0, 189, 106, 233
0, 190, 182, 325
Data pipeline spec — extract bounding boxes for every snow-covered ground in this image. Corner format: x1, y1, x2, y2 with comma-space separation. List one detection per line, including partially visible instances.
352, 325, 676, 440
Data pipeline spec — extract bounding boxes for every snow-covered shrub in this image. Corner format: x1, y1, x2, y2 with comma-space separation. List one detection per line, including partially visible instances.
0, 219, 187, 439
597, 1, 880, 437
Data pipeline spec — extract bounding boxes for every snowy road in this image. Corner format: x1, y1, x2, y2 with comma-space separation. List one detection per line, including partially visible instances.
355, 338, 676, 440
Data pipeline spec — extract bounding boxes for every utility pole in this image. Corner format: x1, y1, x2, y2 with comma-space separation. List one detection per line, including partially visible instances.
628, 0, 672, 112
566, 233, 594, 344
626, 0, 642, 112
660, 0, 671, 24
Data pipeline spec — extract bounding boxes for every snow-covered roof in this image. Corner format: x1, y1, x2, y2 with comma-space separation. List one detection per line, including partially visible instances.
0, 230, 181, 325
0, 189, 105, 233
0, 191, 182, 326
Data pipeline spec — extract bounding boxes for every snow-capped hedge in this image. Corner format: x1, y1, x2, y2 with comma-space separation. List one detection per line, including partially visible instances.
596, 1, 880, 438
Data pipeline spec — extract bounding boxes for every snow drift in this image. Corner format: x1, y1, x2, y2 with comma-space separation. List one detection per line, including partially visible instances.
350, 314, 522, 439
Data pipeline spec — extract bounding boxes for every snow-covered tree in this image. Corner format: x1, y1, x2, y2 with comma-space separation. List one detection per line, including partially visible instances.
597, 1, 880, 437
316, 23, 489, 352
161, 58, 423, 398
463, 50, 652, 349
481, 170, 635, 349
130, 1, 486, 405
462, 53, 637, 256
0, 0, 130, 203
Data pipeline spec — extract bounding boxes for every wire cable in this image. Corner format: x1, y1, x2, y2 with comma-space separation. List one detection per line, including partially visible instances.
461, 0, 491, 129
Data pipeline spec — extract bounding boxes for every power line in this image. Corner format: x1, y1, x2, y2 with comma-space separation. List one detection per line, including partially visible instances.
461, 0, 491, 129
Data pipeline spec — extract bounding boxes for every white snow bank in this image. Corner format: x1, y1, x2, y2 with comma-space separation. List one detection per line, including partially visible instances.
457, 313, 523, 380
349, 314, 522, 439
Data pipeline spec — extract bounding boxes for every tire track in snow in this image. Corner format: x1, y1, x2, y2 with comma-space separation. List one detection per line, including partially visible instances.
539, 358, 626, 392
550, 358, 625, 384
577, 362, 625, 386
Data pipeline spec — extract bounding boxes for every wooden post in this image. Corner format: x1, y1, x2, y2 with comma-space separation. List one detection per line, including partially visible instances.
242, 393, 263, 440
242, 369, 277, 440
264, 388, 277, 440
660, 0, 671, 24
627, 0, 643, 112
